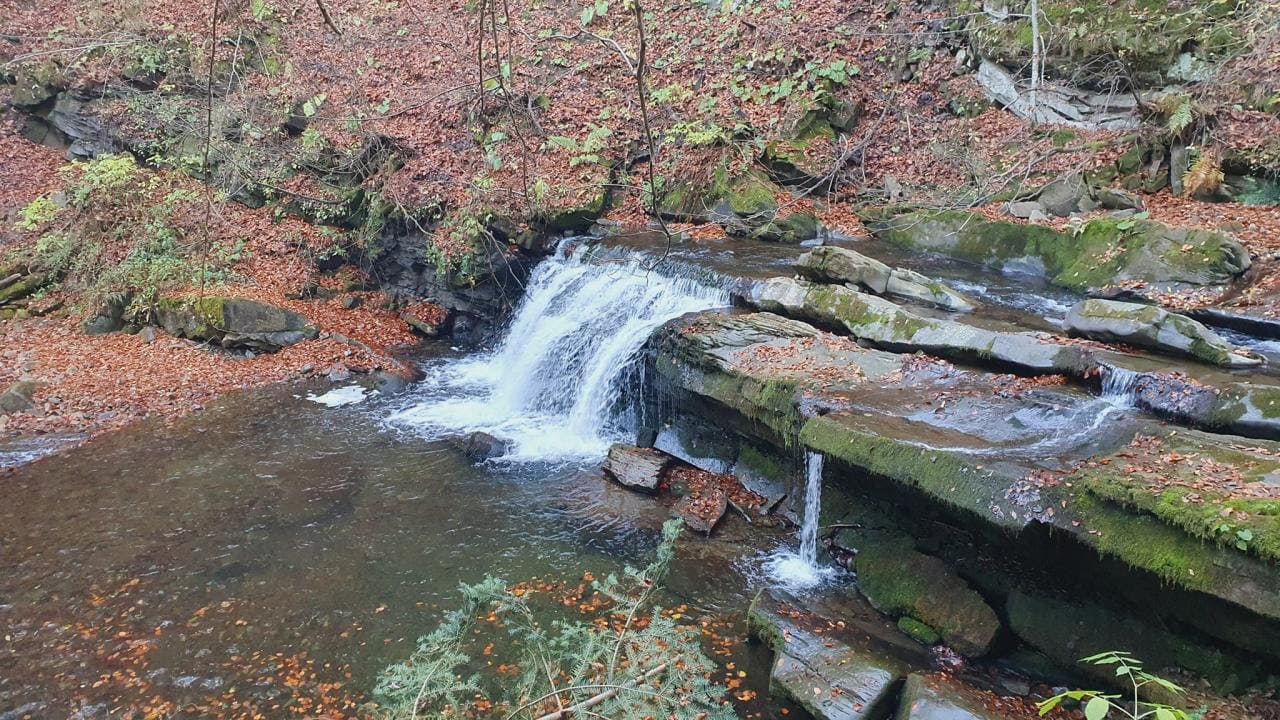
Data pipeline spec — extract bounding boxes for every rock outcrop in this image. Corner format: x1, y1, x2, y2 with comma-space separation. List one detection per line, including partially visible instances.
797, 246, 975, 312
154, 297, 318, 351
1065, 299, 1262, 368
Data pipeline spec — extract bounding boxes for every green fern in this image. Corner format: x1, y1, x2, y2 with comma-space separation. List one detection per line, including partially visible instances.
1166, 98, 1195, 137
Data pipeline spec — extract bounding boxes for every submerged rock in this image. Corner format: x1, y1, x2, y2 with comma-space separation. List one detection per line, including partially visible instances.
854, 539, 1001, 657
673, 487, 727, 534
749, 595, 905, 720
154, 297, 318, 351
797, 246, 975, 312
1065, 299, 1262, 367
603, 443, 671, 493
866, 209, 1250, 292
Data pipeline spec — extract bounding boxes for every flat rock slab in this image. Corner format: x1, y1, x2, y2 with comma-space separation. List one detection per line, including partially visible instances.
896, 674, 1003, 720
749, 595, 905, 720
797, 246, 975, 313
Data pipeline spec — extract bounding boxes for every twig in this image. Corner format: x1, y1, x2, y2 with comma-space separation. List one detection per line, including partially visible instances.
315, 0, 342, 36
531, 663, 669, 720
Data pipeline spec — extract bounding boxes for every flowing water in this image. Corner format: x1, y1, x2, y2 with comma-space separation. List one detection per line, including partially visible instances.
389, 243, 730, 462
764, 452, 836, 591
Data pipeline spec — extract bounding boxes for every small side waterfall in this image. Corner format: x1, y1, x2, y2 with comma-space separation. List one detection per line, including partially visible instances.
764, 451, 836, 590
389, 243, 729, 461
1100, 366, 1142, 408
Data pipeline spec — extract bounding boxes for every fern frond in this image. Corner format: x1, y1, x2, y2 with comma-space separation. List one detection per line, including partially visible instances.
1167, 99, 1194, 137
1183, 150, 1224, 197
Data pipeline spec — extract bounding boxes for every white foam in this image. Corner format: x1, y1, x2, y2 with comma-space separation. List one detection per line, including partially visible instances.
307, 385, 372, 407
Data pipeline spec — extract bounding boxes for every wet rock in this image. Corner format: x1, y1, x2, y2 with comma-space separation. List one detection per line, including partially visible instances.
1006, 591, 1259, 695
1065, 299, 1262, 368
866, 209, 1250, 292
603, 443, 671, 493
0, 381, 41, 415
463, 431, 510, 462
749, 595, 905, 720
798, 246, 975, 312
537, 189, 609, 233
154, 297, 318, 351
895, 674, 1002, 720
401, 311, 441, 337
854, 539, 1001, 657
673, 487, 728, 534
746, 277, 1077, 375
897, 617, 941, 646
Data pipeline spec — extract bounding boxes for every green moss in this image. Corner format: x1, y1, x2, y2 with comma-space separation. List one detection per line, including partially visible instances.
1066, 491, 1215, 589
805, 285, 933, 341
897, 617, 940, 645
1074, 437, 1280, 563
726, 171, 779, 217
799, 416, 1018, 529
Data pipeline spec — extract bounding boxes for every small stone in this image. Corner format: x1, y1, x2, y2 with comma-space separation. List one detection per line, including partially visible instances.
340, 295, 359, 310
326, 364, 352, 382
139, 326, 157, 344
1006, 201, 1042, 219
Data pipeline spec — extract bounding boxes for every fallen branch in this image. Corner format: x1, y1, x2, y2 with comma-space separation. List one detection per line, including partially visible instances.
315, 0, 342, 36
532, 663, 669, 720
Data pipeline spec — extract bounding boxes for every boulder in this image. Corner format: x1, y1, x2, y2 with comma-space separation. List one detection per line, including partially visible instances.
0, 381, 41, 415
749, 596, 905, 720
462, 431, 510, 462
798, 247, 975, 312
81, 292, 131, 336
603, 443, 671, 493
895, 674, 1002, 720
747, 277, 1077, 375
154, 297, 318, 351
0, 273, 47, 305
867, 210, 1250, 292
854, 539, 1001, 657
1065, 299, 1262, 368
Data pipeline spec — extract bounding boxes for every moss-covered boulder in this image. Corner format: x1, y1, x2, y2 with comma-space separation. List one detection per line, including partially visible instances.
1065, 299, 1262, 367
760, 107, 850, 188
0, 273, 48, 306
725, 170, 779, 218
1006, 590, 1260, 695
11, 61, 63, 107
154, 296, 318, 351
854, 540, 1001, 657
798, 246, 975, 312
867, 210, 1250, 292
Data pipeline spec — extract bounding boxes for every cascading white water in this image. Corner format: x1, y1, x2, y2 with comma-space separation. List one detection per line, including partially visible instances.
1099, 366, 1142, 408
389, 244, 729, 462
764, 451, 835, 590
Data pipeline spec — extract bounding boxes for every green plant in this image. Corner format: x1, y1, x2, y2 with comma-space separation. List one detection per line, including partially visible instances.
12, 154, 234, 306
373, 519, 735, 720
1038, 652, 1192, 720
547, 124, 613, 167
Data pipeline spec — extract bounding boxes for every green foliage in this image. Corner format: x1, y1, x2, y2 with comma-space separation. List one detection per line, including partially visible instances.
11, 154, 236, 307
1038, 652, 1191, 720
374, 519, 735, 720
547, 124, 613, 167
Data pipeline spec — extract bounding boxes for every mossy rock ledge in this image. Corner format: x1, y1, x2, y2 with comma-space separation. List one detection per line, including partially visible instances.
154, 297, 318, 351
865, 210, 1250, 292
647, 310, 1280, 674
1064, 298, 1263, 368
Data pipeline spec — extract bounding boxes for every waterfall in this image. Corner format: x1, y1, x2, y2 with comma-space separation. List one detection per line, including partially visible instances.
1100, 366, 1142, 408
389, 243, 729, 462
764, 451, 835, 590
